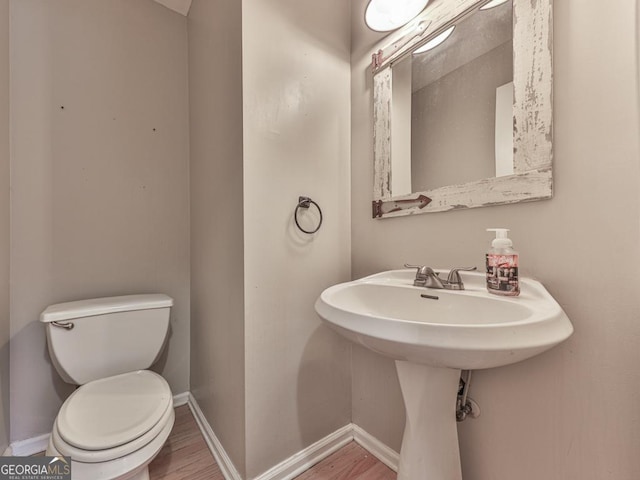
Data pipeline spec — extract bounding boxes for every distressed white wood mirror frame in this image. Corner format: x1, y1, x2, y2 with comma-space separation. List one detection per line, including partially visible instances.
372, 0, 552, 218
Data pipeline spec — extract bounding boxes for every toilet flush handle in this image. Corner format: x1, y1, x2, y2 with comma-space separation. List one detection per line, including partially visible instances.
51, 321, 74, 331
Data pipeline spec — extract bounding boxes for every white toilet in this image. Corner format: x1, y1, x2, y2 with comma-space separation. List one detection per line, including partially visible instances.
40, 294, 175, 480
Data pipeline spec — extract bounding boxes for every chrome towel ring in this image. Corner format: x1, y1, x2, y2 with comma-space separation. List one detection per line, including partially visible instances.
294, 196, 323, 234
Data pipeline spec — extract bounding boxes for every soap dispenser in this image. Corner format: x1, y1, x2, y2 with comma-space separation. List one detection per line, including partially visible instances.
486, 228, 519, 296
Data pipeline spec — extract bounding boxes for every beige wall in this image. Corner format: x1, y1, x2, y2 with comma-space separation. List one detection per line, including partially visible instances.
0, 0, 8, 455
188, 0, 246, 476
188, 1, 352, 476
242, 0, 352, 477
351, 0, 640, 478
10, 0, 190, 441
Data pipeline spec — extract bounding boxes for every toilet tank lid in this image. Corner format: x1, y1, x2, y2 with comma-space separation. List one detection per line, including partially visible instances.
40, 294, 174, 323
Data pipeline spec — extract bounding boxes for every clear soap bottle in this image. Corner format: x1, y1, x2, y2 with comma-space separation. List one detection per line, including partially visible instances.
486, 228, 519, 296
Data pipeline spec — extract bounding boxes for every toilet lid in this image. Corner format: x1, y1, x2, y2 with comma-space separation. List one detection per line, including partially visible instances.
57, 370, 172, 450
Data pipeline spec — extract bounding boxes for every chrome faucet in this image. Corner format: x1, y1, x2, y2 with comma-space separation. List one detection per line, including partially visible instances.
405, 264, 477, 290
404, 264, 445, 288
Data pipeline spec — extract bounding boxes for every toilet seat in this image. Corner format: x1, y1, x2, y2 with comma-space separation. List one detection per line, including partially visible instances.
52, 398, 174, 463
47, 408, 175, 480
52, 370, 173, 463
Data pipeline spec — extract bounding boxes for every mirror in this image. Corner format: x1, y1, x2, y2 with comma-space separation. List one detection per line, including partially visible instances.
409, 2, 513, 193
372, 0, 552, 218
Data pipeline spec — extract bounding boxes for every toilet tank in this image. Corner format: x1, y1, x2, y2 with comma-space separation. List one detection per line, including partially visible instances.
40, 294, 173, 385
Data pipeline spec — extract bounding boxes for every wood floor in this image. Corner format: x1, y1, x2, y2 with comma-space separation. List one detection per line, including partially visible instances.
150, 405, 396, 480
294, 442, 396, 480
149, 405, 224, 479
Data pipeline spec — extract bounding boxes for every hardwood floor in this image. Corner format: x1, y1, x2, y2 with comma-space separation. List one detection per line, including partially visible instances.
294, 442, 396, 480
149, 405, 224, 480
150, 405, 397, 480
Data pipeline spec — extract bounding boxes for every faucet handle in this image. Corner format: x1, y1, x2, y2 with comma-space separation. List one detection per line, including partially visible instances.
405, 264, 443, 288
404, 264, 433, 274
446, 267, 477, 289
404, 263, 423, 269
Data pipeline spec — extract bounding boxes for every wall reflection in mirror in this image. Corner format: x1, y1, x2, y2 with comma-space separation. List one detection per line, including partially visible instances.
391, 0, 513, 196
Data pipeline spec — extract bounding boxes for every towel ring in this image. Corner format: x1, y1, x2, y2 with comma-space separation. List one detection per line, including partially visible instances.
294, 196, 323, 234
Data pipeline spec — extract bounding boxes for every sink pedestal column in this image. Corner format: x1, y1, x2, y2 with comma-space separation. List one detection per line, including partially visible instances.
395, 361, 462, 480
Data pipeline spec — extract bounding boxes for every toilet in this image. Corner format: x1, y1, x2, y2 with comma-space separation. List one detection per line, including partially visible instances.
40, 294, 175, 480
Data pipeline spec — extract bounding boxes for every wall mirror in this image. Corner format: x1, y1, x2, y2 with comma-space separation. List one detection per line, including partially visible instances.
372, 0, 552, 218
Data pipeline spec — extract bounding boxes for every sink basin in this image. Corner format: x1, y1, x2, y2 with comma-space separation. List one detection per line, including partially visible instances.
315, 269, 573, 480
315, 269, 573, 369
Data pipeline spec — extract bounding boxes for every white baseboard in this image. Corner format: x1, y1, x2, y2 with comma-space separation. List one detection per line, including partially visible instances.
172, 391, 190, 407
252, 424, 353, 480
187, 394, 243, 480
8, 433, 49, 457
352, 424, 399, 472
187, 391, 398, 480
7, 391, 191, 457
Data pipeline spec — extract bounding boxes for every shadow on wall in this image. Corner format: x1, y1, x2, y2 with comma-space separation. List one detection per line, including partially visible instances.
11, 321, 76, 438
296, 325, 351, 446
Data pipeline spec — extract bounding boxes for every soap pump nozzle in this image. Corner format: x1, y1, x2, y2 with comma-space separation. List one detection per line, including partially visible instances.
487, 228, 513, 249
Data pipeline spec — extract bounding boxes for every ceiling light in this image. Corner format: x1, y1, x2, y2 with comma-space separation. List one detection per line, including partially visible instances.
413, 26, 456, 54
365, 0, 430, 32
480, 0, 510, 10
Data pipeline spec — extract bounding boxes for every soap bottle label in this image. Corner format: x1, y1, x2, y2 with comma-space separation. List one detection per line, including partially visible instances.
486, 254, 519, 295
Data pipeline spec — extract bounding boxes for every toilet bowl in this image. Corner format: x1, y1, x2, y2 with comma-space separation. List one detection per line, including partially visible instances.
41, 294, 175, 480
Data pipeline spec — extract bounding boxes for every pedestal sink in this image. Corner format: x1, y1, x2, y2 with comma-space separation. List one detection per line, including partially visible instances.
315, 269, 573, 480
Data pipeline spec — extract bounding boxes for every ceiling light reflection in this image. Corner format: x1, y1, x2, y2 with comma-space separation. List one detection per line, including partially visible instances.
413, 25, 456, 54
480, 0, 510, 11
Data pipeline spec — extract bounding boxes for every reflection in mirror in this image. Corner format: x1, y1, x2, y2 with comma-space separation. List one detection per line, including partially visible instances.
372, 0, 553, 217
391, 1, 514, 196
